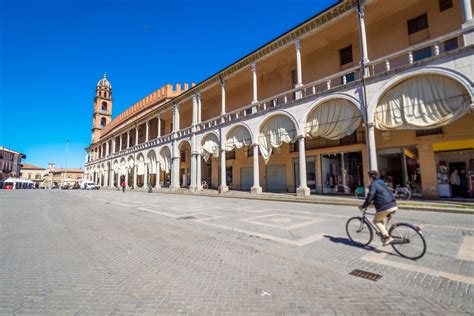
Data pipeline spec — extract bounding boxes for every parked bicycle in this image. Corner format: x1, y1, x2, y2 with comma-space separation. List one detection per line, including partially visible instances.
346, 208, 426, 260
201, 180, 209, 190
390, 184, 412, 200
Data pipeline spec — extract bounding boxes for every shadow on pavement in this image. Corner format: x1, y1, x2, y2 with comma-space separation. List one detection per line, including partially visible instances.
323, 235, 398, 257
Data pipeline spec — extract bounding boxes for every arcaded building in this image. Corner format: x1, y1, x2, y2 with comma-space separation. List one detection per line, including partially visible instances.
85, 0, 474, 199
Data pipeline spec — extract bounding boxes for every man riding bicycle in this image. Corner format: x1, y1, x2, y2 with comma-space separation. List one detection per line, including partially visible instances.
359, 170, 398, 246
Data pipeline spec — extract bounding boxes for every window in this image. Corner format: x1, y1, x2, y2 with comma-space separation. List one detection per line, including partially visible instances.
101, 101, 107, 111
407, 14, 428, 35
416, 127, 443, 137
100, 117, 107, 128
291, 69, 297, 86
444, 38, 459, 52
439, 0, 453, 12
413, 47, 432, 62
339, 45, 353, 66
226, 150, 236, 160
180, 151, 186, 163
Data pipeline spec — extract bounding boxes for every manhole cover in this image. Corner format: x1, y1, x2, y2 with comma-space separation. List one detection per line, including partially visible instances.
349, 269, 382, 282
177, 216, 196, 220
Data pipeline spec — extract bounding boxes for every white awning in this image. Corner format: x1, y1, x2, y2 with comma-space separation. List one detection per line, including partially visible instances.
375, 75, 471, 130
159, 149, 171, 173
225, 126, 252, 151
306, 99, 361, 139
258, 115, 296, 162
201, 136, 220, 162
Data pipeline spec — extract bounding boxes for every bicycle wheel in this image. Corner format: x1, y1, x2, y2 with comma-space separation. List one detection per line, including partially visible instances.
389, 223, 426, 260
346, 217, 373, 247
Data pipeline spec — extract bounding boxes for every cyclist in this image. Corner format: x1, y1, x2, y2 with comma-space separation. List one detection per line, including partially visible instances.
359, 170, 398, 246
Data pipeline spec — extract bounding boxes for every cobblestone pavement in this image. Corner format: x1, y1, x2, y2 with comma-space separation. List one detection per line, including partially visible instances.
1, 190, 473, 315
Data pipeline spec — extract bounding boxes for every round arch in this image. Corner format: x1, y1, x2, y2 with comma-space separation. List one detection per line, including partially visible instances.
200, 131, 220, 161
367, 67, 473, 125
225, 123, 253, 152
257, 111, 299, 161
158, 146, 172, 173
304, 97, 363, 140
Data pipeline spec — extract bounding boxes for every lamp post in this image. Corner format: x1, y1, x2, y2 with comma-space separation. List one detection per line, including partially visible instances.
64, 140, 69, 184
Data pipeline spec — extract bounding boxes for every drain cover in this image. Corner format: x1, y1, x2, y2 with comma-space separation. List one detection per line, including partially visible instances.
349, 269, 382, 282
177, 216, 196, 220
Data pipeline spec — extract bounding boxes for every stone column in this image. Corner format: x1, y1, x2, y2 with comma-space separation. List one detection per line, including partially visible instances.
170, 140, 181, 190
461, 0, 474, 45
251, 144, 262, 194
173, 103, 180, 133
219, 149, 228, 193
144, 162, 148, 189
367, 123, 378, 171
357, 3, 370, 76
196, 153, 202, 190
190, 153, 197, 192
126, 167, 130, 189
197, 93, 202, 123
119, 134, 123, 151
192, 94, 198, 126
126, 131, 130, 148
462, 0, 473, 22
295, 39, 303, 99
135, 126, 139, 145
133, 164, 137, 190
157, 114, 161, 138
251, 63, 258, 104
156, 162, 161, 188
220, 80, 226, 115
296, 137, 310, 196
145, 121, 149, 142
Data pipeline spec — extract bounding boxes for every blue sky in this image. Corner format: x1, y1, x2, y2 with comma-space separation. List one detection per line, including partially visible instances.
0, 0, 337, 168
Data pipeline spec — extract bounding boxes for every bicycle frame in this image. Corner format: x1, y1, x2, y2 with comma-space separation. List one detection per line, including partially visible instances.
359, 211, 413, 244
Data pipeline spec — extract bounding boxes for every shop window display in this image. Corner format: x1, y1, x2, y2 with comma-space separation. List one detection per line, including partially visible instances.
435, 150, 474, 198
377, 146, 422, 196
321, 151, 363, 194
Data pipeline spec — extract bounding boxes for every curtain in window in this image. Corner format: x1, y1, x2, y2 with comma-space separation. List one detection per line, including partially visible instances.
258, 115, 297, 162
306, 99, 361, 140
375, 75, 471, 130
201, 135, 220, 162
225, 126, 252, 151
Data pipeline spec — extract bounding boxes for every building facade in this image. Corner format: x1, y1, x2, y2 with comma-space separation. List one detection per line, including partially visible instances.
20, 164, 46, 186
0, 146, 26, 179
85, 0, 474, 199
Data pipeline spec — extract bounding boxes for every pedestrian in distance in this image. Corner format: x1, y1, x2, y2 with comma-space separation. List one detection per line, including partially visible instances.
121, 180, 126, 193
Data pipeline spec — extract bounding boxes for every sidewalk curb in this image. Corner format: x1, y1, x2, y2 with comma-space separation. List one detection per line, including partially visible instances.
120, 188, 474, 215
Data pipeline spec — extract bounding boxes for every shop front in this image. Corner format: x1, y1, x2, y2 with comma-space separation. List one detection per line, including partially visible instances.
377, 146, 422, 196
321, 151, 363, 195
433, 140, 474, 198
293, 156, 317, 193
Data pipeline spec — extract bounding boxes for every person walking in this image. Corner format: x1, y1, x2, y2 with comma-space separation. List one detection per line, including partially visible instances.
121, 180, 126, 193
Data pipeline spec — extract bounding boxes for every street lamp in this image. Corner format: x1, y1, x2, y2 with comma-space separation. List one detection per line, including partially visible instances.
64, 140, 69, 185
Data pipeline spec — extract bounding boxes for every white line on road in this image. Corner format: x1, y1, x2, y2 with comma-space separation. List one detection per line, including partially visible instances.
361, 249, 474, 285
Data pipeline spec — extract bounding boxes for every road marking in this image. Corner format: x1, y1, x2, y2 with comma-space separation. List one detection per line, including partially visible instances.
195, 216, 324, 246
110, 201, 131, 207
457, 236, 474, 262
136, 207, 200, 219
424, 224, 474, 232
362, 249, 474, 285
239, 213, 323, 230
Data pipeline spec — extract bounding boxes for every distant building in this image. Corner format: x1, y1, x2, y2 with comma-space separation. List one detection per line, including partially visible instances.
42, 163, 84, 188
20, 164, 46, 186
0, 146, 26, 179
